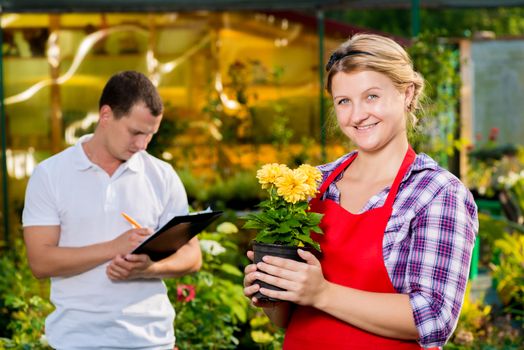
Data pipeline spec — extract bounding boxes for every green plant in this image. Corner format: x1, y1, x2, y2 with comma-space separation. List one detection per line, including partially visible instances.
446, 284, 523, 349
167, 222, 249, 349
248, 311, 284, 350
0, 238, 53, 349
408, 30, 461, 169
490, 232, 524, 321
243, 163, 324, 251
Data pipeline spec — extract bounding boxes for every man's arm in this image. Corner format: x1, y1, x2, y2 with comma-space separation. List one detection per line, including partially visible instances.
24, 225, 151, 279
105, 236, 202, 281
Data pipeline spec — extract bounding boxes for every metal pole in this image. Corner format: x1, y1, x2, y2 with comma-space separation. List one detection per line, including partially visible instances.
317, 9, 326, 163
411, 0, 420, 37
0, 12, 11, 245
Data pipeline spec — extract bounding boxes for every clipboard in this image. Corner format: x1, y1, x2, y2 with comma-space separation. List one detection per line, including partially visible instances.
131, 210, 223, 261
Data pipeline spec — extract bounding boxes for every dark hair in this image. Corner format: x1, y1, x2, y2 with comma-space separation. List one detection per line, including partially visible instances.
98, 71, 163, 118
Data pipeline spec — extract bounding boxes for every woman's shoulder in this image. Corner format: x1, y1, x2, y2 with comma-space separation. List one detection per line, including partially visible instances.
410, 153, 463, 187
406, 153, 475, 204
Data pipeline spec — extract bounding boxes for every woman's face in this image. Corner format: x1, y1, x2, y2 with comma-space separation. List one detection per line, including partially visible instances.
331, 70, 412, 154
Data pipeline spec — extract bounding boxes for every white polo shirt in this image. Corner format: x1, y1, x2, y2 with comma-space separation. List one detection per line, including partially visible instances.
22, 134, 188, 350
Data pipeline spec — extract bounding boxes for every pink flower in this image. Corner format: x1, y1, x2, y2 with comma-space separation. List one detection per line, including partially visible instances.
476, 132, 483, 142
177, 284, 196, 302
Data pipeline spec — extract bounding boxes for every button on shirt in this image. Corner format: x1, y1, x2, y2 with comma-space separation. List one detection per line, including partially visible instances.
317, 151, 478, 348
22, 134, 189, 350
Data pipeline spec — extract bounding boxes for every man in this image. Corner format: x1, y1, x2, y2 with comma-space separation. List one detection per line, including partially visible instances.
22, 71, 201, 349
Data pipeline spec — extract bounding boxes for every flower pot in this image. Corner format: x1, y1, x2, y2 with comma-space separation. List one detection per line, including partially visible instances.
252, 241, 305, 302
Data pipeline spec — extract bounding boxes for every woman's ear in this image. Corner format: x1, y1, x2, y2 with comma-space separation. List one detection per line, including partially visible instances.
404, 83, 415, 110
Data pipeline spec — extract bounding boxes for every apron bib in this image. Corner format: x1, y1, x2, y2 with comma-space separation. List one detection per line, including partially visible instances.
283, 146, 424, 349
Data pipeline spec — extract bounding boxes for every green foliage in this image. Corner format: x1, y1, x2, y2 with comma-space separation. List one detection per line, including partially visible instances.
446, 284, 523, 349
0, 238, 53, 349
477, 213, 507, 266
167, 224, 250, 349
243, 187, 323, 252
178, 169, 266, 211
147, 104, 188, 159
407, 31, 461, 168
491, 232, 524, 321
467, 132, 522, 199
248, 311, 284, 350
327, 7, 524, 38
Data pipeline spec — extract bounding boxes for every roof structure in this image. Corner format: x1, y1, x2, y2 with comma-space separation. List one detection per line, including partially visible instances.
1, 0, 523, 13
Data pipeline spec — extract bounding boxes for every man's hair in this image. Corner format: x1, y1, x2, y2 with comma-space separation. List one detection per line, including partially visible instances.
99, 71, 163, 118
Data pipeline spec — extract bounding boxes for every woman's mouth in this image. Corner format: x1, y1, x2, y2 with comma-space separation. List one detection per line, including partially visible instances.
354, 122, 379, 131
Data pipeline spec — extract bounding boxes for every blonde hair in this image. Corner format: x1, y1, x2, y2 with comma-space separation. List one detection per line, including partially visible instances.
325, 33, 425, 128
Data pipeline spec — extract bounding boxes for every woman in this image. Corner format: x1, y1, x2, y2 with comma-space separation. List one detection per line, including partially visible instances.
243, 33, 478, 349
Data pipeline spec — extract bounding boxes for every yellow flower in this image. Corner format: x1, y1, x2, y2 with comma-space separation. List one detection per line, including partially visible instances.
295, 164, 322, 197
256, 163, 288, 189
275, 169, 310, 203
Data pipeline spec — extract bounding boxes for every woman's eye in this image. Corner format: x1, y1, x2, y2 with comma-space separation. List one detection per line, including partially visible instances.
337, 98, 349, 105
367, 94, 379, 100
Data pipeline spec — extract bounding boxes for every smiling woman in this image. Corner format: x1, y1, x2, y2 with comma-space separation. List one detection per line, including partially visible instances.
243, 33, 478, 350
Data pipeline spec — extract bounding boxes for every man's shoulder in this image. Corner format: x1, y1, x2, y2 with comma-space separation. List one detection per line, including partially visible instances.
137, 152, 180, 181
34, 145, 77, 173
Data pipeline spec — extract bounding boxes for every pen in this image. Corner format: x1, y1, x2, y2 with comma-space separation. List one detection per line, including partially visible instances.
121, 212, 142, 228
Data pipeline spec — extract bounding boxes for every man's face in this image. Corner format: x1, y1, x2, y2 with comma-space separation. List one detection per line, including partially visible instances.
101, 102, 162, 162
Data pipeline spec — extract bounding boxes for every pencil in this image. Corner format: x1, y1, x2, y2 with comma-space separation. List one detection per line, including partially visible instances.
121, 212, 142, 228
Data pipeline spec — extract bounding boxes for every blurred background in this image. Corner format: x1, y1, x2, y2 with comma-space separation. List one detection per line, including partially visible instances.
0, 1, 522, 349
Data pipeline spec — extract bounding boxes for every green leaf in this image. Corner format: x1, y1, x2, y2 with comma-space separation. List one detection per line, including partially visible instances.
275, 223, 291, 233
220, 263, 242, 277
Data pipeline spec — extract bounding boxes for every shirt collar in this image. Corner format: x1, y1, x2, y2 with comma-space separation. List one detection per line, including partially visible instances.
73, 134, 94, 171
72, 134, 144, 173
402, 153, 439, 182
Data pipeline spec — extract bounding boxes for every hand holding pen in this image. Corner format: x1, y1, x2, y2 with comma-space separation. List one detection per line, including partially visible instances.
106, 213, 153, 280
110, 212, 151, 256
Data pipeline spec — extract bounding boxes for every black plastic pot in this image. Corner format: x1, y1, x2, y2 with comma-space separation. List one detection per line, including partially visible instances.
252, 241, 305, 302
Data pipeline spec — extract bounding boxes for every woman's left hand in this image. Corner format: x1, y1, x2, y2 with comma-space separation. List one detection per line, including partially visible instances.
254, 248, 328, 306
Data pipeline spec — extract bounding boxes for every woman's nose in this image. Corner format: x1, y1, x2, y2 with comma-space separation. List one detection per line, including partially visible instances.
350, 103, 369, 124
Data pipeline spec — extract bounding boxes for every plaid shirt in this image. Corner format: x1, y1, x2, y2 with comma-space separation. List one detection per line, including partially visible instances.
317, 151, 478, 348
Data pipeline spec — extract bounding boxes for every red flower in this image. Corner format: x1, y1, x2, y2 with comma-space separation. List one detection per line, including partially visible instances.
488, 127, 499, 141
177, 284, 196, 302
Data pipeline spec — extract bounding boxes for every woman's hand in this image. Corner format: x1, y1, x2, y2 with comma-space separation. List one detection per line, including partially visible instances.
254, 248, 328, 307
243, 250, 285, 308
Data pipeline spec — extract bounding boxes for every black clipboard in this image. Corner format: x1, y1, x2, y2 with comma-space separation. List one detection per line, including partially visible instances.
131, 210, 223, 261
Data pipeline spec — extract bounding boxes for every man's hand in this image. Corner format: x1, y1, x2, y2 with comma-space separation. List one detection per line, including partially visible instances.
111, 228, 152, 256
106, 253, 154, 280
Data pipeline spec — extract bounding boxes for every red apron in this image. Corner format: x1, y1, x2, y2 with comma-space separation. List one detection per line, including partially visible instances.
283, 146, 424, 350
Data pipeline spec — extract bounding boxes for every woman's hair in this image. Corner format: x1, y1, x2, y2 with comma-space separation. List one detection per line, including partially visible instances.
325, 33, 425, 128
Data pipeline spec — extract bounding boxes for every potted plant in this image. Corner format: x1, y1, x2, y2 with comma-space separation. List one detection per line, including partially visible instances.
243, 163, 324, 301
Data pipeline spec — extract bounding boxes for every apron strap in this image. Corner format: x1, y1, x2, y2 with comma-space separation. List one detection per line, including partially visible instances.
383, 145, 416, 208
316, 152, 358, 199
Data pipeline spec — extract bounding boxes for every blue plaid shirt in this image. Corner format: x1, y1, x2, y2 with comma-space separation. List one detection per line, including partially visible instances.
317, 151, 478, 348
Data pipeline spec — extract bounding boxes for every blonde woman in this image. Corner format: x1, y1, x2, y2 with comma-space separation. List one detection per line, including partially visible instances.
244, 33, 478, 349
